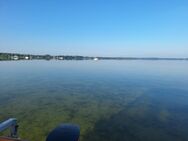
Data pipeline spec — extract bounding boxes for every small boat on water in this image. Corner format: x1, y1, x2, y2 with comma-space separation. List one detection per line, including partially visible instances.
93, 57, 99, 61
0, 118, 80, 141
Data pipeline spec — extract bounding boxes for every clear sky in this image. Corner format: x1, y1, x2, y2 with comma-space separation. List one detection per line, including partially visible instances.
0, 0, 188, 57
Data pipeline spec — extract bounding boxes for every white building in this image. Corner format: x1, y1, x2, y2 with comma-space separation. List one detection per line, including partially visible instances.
58, 57, 64, 60
12, 55, 19, 60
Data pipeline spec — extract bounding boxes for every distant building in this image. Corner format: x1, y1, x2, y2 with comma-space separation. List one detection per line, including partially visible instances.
12, 55, 19, 60
58, 56, 64, 60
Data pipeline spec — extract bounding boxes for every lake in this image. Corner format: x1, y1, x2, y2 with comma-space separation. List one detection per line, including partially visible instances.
0, 60, 188, 141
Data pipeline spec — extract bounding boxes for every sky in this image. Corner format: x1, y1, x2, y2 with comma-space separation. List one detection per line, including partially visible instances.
0, 0, 188, 57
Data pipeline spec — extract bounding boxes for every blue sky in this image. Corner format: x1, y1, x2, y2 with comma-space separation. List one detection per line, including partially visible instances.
0, 0, 188, 57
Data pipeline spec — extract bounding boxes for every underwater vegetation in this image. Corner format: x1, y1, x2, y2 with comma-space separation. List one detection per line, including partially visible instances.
0, 82, 144, 141
83, 88, 188, 141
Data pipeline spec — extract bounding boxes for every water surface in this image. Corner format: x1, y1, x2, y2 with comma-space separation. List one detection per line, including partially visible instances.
0, 60, 188, 141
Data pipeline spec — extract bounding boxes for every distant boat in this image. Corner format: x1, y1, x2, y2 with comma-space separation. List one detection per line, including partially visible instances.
93, 57, 99, 61
25, 56, 29, 60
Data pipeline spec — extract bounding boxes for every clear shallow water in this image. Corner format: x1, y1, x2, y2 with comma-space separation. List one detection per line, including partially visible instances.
0, 60, 188, 141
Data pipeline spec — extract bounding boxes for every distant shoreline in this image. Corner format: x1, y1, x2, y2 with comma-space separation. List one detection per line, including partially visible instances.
0, 52, 188, 61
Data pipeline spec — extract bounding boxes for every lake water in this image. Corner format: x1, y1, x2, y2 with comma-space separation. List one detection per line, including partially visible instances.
0, 60, 188, 141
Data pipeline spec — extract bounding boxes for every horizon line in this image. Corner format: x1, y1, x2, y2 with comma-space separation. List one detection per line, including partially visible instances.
0, 52, 188, 59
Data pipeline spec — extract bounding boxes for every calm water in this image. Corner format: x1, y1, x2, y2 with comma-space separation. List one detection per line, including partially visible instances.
0, 60, 188, 141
